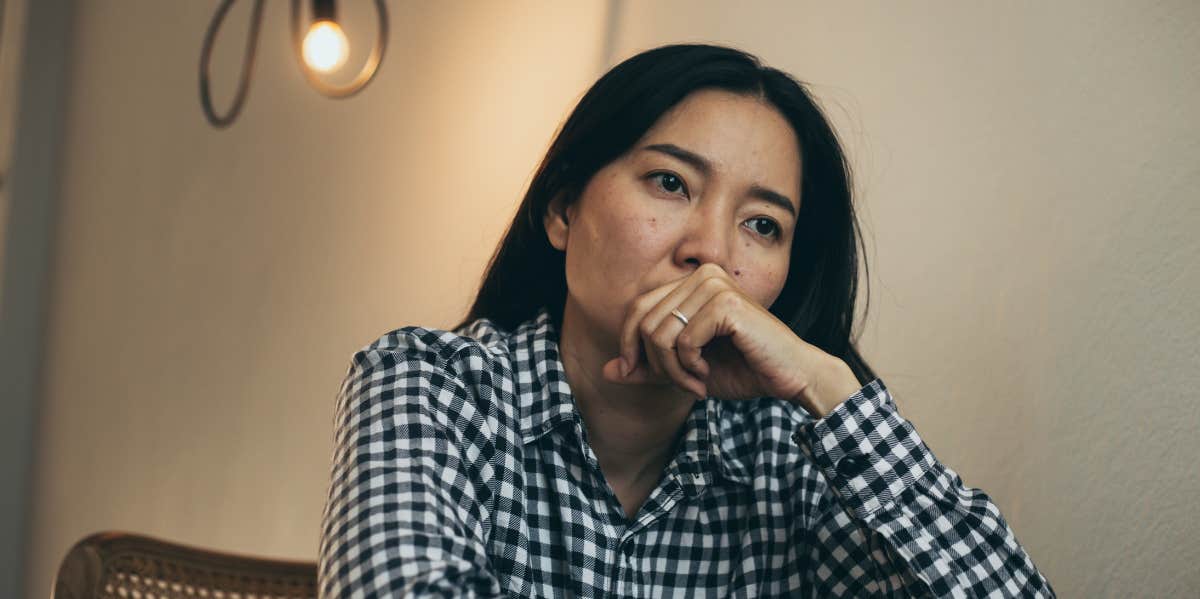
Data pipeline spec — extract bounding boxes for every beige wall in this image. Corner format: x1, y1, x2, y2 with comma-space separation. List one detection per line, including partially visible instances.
0, 0, 29, 283
25, 1, 1199, 598
25, 1, 610, 598
609, 1, 1200, 595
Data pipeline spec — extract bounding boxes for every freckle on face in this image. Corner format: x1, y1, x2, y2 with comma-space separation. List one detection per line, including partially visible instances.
734, 269, 741, 276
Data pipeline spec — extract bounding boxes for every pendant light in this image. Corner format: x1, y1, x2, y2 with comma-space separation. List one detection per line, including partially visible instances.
199, 0, 389, 129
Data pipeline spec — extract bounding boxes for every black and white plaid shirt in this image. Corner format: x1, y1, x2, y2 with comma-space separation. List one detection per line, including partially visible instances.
319, 306, 1054, 598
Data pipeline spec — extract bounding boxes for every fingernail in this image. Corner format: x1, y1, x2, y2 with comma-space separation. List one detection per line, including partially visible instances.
619, 358, 629, 378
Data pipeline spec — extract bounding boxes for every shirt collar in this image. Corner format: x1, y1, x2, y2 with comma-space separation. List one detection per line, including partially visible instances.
512, 306, 753, 488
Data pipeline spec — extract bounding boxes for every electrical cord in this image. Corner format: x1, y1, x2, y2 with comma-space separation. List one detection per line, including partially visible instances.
199, 0, 265, 129
198, 0, 388, 128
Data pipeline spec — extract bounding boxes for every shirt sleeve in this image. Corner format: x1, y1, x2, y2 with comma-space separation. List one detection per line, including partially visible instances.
318, 347, 506, 598
790, 379, 1057, 598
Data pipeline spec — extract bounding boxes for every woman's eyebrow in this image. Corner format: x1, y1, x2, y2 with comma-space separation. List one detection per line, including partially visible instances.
640, 143, 797, 218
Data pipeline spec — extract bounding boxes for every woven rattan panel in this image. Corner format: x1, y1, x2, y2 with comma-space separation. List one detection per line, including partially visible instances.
54, 532, 317, 599
97, 554, 314, 599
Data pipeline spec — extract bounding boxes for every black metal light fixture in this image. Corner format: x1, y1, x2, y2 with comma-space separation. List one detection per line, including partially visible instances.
199, 0, 388, 129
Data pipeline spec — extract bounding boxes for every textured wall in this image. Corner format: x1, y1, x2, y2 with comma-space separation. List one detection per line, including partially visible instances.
24, 2, 609, 598
608, 1, 1200, 596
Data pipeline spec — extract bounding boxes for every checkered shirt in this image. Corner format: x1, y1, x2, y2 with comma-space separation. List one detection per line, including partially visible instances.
319, 306, 1055, 598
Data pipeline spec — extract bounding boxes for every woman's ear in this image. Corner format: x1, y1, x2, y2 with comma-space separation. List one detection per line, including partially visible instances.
543, 191, 571, 251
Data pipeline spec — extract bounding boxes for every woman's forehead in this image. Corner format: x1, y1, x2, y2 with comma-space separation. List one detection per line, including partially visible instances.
634, 90, 803, 201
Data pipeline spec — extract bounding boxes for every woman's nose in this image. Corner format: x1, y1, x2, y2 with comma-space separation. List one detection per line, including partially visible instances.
674, 204, 734, 271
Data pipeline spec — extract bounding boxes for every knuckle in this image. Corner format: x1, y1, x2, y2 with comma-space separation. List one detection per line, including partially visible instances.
634, 294, 656, 313
651, 329, 671, 348
717, 289, 742, 309
676, 331, 693, 349
638, 319, 657, 338
699, 276, 726, 294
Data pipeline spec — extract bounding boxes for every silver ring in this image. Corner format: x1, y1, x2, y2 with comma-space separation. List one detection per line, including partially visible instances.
670, 308, 689, 326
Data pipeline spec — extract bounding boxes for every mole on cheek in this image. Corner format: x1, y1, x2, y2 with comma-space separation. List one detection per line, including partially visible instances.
733, 269, 741, 277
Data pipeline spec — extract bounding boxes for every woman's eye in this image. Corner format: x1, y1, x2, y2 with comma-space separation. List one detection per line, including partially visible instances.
745, 217, 781, 240
649, 172, 687, 197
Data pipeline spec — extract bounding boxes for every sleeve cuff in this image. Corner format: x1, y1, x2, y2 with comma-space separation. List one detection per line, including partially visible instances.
791, 378, 940, 520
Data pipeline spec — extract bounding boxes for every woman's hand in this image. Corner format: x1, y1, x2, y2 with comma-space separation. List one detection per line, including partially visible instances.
601, 263, 864, 418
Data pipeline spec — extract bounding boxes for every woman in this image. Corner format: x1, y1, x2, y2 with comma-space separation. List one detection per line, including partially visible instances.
318, 44, 1055, 597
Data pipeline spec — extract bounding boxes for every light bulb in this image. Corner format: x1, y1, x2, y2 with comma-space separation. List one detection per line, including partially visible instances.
302, 20, 349, 73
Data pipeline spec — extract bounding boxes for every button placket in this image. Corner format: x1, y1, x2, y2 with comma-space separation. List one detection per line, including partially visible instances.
611, 540, 637, 599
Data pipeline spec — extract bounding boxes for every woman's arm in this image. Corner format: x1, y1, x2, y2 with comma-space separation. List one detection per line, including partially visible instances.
318, 347, 506, 598
792, 378, 1056, 598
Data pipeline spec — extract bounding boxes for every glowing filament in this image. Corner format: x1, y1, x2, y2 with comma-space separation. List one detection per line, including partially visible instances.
302, 21, 349, 73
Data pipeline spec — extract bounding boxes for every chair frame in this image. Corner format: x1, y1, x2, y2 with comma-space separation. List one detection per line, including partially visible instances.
53, 530, 317, 599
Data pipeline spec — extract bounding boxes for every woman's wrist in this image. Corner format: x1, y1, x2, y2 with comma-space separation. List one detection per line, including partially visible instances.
792, 358, 863, 419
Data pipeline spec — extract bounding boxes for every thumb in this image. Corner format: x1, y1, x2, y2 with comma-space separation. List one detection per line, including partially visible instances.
601, 357, 656, 384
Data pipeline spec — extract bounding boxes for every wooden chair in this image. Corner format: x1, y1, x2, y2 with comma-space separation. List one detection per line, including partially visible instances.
53, 531, 318, 599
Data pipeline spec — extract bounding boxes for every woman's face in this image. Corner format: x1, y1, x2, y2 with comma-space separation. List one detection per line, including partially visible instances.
545, 88, 802, 349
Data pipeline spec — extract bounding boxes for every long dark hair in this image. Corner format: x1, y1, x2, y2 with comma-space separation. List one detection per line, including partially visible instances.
454, 43, 877, 385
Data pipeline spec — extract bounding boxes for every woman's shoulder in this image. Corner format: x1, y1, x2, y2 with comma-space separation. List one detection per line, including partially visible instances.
334, 315, 540, 441
345, 316, 519, 380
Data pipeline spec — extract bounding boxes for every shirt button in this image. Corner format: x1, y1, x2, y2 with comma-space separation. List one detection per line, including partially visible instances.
836, 454, 870, 478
